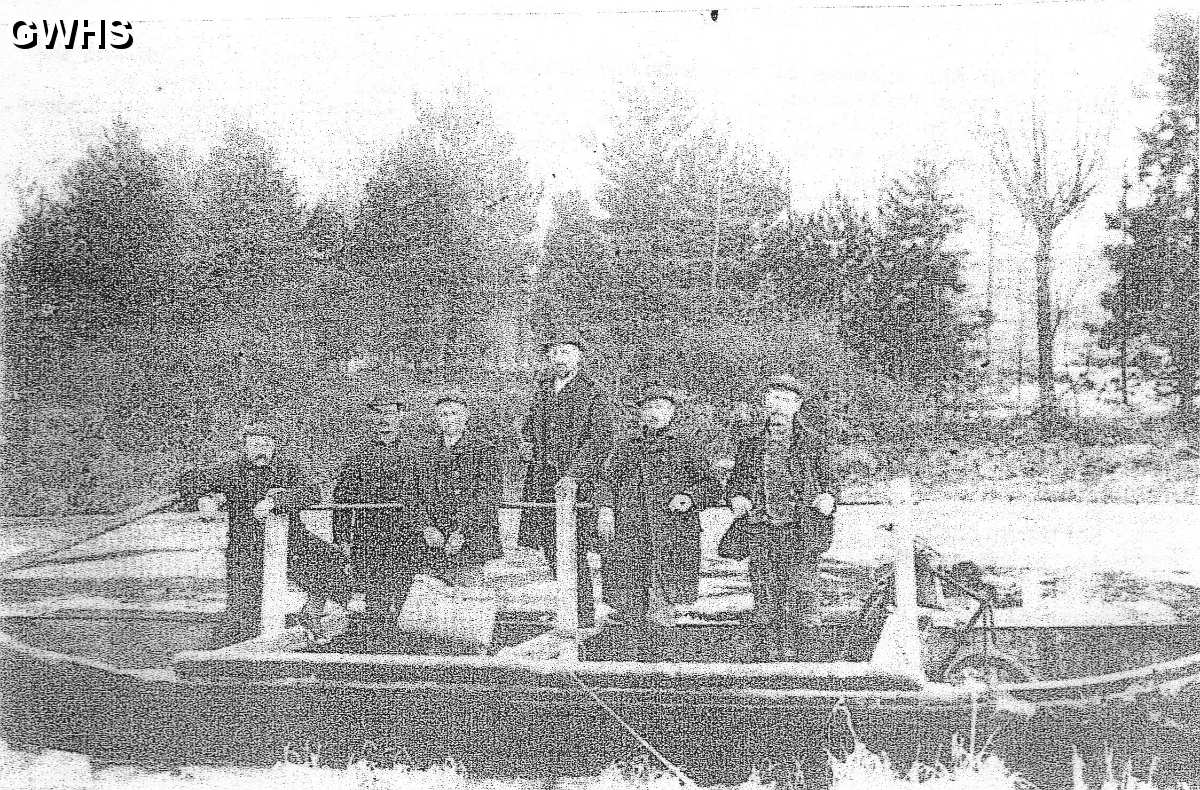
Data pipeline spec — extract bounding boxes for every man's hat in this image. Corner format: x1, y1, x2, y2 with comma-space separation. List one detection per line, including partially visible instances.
366, 388, 408, 410
765, 374, 806, 397
540, 326, 586, 352
637, 384, 683, 406
433, 388, 470, 408
241, 420, 279, 439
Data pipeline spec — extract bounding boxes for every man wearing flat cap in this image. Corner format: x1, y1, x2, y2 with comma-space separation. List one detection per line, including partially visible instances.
517, 328, 615, 627
597, 386, 716, 641
411, 390, 503, 587
725, 375, 839, 657
332, 391, 419, 627
178, 420, 351, 646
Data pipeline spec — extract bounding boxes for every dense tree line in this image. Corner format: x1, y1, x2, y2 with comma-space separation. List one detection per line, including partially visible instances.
3, 15, 1196, 512
1100, 11, 1198, 424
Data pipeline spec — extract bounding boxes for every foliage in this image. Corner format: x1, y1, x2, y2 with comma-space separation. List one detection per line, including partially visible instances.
759, 162, 979, 397
346, 82, 539, 369
539, 77, 789, 370
1099, 11, 1199, 423
4, 118, 187, 390
868, 161, 977, 390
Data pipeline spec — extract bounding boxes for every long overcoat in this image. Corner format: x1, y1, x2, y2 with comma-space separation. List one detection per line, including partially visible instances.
332, 439, 419, 581
597, 425, 715, 610
517, 371, 615, 550
412, 429, 504, 570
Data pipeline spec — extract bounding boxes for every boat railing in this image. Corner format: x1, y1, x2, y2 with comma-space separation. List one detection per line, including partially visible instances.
263, 479, 924, 671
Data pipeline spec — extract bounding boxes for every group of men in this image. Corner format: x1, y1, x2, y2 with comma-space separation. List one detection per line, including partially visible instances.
179, 329, 839, 654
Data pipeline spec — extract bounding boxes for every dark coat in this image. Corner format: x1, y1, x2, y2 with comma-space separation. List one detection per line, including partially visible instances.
517, 371, 615, 550
179, 455, 319, 553
598, 425, 715, 608
177, 454, 347, 627
725, 406, 840, 558
412, 430, 504, 568
332, 439, 419, 579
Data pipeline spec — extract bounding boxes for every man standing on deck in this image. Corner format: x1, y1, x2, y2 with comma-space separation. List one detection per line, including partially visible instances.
597, 386, 715, 643
332, 391, 419, 629
516, 328, 615, 628
411, 391, 504, 586
178, 421, 350, 647
726, 375, 839, 657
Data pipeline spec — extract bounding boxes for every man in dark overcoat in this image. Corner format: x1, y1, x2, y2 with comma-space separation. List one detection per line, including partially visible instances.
597, 386, 715, 630
516, 329, 614, 627
412, 391, 504, 586
178, 421, 350, 646
726, 375, 839, 656
332, 392, 419, 626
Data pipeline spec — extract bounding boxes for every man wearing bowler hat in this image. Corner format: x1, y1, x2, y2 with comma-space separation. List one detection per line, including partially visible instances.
178, 420, 351, 646
726, 375, 839, 657
332, 390, 419, 629
516, 328, 615, 627
597, 385, 715, 639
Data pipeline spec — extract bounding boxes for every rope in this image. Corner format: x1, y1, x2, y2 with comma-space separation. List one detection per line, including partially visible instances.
565, 670, 699, 789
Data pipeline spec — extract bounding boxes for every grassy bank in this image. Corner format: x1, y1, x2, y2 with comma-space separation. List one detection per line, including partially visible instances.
2, 383, 1197, 516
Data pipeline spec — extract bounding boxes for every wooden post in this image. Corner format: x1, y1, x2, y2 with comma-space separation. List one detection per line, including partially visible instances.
871, 476, 924, 678
260, 511, 289, 635
554, 486, 580, 659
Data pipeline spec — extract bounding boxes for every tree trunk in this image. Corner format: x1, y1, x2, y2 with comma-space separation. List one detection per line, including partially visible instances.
1034, 230, 1057, 417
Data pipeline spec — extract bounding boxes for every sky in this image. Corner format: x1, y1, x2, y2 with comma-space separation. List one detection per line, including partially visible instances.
0, 0, 1182, 360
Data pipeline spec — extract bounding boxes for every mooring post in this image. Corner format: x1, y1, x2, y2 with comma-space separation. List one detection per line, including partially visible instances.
554, 486, 580, 659
871, 476, 924, 677
260, 510, 289, 635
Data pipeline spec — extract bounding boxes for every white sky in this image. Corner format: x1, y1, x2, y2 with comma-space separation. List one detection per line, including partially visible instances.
0, 0, 1183, 358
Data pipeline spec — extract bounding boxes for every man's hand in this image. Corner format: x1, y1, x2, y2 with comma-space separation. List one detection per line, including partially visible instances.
424, 527, 446, 548
445, 531, 465, 556
729, 495, 753, 520
554, 475, 579, 498
668, 494, 693, 513
597, 507, 616, 543
252, 496, 276, 522
812, 493, 836, 517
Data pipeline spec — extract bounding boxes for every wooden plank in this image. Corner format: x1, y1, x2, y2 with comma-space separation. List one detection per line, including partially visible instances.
494, 627, 602, 662
260, 512, 289, 635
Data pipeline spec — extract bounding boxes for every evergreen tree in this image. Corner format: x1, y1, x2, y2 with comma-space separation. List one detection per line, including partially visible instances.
577, 76, 789, 379
758, 164, 977, 395
760, 193, 878, 324
188, 125, 318, 416
870, 160, 973, 388
1100, 11, 1199, 422
6, 121, 179, 336
347, 83, 539, 370
4, 118, 185, 392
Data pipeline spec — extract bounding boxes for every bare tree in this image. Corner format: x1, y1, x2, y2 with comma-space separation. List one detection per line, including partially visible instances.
982, 102, 1107, 419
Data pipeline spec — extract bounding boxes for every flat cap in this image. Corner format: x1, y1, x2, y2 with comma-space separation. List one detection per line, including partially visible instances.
540, 326, 586, 351
765, 374, 806, 397
637, 384, 683, 406
366, 389, 408, 410
433, 388, 470, 408
241, 420, 279, 439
